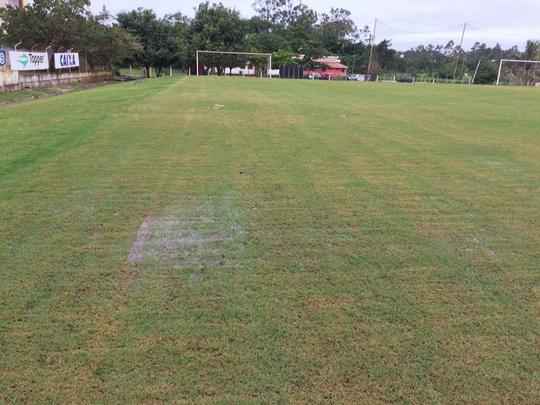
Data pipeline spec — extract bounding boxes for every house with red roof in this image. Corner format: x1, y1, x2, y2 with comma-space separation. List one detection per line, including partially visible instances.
304, 56, 348, 80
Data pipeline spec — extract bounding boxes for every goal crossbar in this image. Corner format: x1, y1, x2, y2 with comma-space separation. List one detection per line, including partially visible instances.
497, 59, 540, 86
196, 50, 273, 77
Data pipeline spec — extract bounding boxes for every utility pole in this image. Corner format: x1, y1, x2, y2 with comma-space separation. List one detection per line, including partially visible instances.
453, 22, 467, 80
367, 18, 378, 77
471, 59, 481, 84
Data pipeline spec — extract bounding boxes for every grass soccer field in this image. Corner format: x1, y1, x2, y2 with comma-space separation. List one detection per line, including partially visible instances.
1, 77, 539, 403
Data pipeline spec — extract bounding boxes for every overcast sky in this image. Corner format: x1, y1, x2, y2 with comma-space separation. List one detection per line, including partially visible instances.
90, 0, 540, 50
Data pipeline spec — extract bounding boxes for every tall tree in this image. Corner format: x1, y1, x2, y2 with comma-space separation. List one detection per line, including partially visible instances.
167, 13, 191, 70
253, 0, 286, 25
0, 0, 91, 50
245, 16, 288, 53
284, 2, 318, 53
190, 2, 245, 51
117, 8, 180, 77
523, 40, 540, 85
0, 0, 137, 69
318, 8, 357, 54
190, 2, 246, 74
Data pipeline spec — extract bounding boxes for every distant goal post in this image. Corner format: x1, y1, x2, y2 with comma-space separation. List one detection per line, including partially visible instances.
195, 50, 273, 78
497, 59, 540, 86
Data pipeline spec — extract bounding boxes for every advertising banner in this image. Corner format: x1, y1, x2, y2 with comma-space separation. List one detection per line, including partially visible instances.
54, 52, 80, 69
0, 50, 6, 67
9, 51, 49, 71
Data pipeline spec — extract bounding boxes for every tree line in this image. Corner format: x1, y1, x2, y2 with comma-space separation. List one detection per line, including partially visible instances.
1, 0, 539, 83
0, 0, 136, 70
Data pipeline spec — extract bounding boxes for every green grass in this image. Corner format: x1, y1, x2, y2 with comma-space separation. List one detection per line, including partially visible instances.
1, 77, 539, 404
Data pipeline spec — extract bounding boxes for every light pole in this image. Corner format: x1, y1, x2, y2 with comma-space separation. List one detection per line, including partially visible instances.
14, 41, 22, 51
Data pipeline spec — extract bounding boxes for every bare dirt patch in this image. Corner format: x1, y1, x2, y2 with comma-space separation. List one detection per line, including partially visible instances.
0, 81, 114, 106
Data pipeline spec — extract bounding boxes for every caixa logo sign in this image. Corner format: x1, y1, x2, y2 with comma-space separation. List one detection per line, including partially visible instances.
59, 54, 76, 66
54, 52, 80, 69
0, 49, 6, 66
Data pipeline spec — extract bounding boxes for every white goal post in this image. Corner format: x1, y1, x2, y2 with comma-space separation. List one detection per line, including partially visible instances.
497, 59, 540, 86
196, 50, 273, 78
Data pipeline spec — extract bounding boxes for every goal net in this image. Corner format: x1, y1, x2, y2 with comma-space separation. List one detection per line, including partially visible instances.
497, 59, 540, 86
196, 50, 277, 78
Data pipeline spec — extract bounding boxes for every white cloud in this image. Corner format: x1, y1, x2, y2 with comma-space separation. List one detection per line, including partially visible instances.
90, 0, 540, 50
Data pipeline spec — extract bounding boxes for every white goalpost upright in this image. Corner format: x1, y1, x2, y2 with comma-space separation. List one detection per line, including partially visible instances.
497, 59, 540, 86
196, 50, 273, 78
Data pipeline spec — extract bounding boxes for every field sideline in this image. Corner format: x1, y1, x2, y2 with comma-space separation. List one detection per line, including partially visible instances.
1, 77, 539, 403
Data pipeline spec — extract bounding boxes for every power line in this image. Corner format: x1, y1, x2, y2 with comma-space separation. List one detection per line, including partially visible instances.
374, 20, 483, 52
376, 20, 474, 39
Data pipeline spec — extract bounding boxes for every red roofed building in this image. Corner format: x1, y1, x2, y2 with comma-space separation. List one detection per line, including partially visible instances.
304, 56, 348, 79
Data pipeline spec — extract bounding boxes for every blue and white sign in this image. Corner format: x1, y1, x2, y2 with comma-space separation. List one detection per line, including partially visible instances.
9, 51, 49, 71
0, 50, 6, 66
54, 52, 80, 69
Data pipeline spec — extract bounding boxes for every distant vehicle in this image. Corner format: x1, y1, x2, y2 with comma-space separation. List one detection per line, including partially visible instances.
347, 74, 365, 81
396, 74, 415, 83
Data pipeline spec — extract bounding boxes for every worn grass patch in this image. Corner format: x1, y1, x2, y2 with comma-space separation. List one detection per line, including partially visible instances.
0, 81, 113, 106
128, 195, 246, 269
1, 77, 540, 403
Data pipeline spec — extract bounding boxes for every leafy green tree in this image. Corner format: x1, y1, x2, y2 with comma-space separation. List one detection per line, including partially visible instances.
283, 2, 318, 53
117, 8, 183, 77
167, 13, 191, 70
253, 0, 286, 25
190, 2, 245, 51
0, 0, 137, 69
0, 0, 91, 49
252, 0, 321, 54
4, 0, 535, 82
340, 41, 368, 74
245, 16, 288, 53
190, 2, 246, 74
318, 8, 357, 54
271, 49, 296, 66
523, 40, 540, 85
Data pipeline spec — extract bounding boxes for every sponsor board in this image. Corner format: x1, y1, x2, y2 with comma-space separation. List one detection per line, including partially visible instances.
0, 50, 6, 66
54, 52, 80, 69
9, 51, 49, 71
